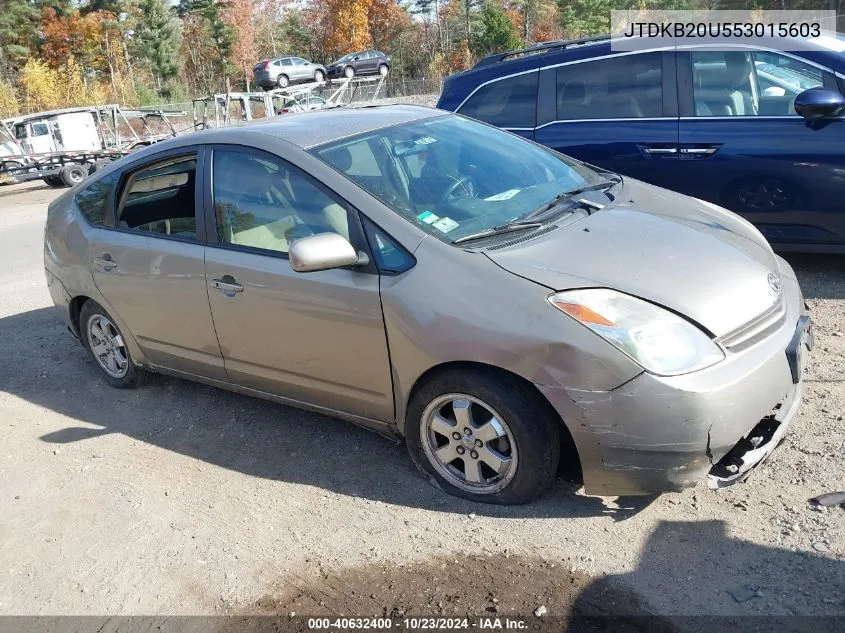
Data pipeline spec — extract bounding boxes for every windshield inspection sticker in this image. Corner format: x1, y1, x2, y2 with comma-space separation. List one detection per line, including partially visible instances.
432, 217, 459, 233
485, 189, 520, 201
417, 210, 440, 225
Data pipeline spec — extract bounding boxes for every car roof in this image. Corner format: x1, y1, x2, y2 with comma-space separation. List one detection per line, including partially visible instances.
128, 105, 444, 160
443, 33, 845, 92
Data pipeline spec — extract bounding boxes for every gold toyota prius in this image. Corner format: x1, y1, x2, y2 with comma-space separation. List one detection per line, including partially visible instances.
44, 106, 813, 504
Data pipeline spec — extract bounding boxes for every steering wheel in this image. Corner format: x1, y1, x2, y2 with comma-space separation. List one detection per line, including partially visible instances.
441, 176, 477, 204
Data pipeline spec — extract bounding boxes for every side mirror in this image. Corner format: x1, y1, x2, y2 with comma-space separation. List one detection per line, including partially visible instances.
794, 88, 845, 120
289, 232, 360, 273
353, 56, 360, 61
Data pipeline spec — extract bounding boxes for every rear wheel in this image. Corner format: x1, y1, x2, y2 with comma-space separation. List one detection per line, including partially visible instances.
80, 300, 146, 388
406, 368, 560, 504
1, 160, 22, 173
314, 69, 325, 83
59, 163, 87, 187
277, 74, 290, 89
43, 174, 65, 187
344, 66, 355, 79
90, 159, 112, 173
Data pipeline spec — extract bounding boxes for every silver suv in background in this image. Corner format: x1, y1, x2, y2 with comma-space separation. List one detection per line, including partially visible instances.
253, 56, 327, 90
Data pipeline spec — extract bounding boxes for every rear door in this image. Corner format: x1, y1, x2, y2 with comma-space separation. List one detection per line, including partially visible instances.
676, 48, 845, 249
533, 50, 681, 187
88, 147, 226, 380
455, 70, 539, 141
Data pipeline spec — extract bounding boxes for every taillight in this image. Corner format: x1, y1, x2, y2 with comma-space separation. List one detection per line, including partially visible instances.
281, 108, 290, 114
263, 61, 270, 70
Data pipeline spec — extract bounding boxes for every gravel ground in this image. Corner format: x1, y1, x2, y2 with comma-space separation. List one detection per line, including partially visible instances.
0, 178, 842, 620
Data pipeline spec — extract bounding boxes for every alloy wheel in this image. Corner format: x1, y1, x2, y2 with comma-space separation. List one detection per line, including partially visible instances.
87, 314, 129, 378
421, 394, 518, 494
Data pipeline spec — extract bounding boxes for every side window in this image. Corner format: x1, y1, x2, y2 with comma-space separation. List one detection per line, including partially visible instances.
212, 149, 350, 255
458, 71, 538, 128
555, 53, 663, 120
31, 122, 50, 136
692, 51, 828, 117
75, 171, 119, 226
361, 216, 415, 274
752, 52, 827, 116
281, 58, 293, 66
117, 155, 199, 241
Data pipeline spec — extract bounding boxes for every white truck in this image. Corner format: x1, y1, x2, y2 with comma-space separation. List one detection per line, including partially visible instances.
1, 105, 182, 187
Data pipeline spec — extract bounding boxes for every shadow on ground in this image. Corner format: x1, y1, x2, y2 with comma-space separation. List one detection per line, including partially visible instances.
2, 306, 653, 519
784, 253, 845, 301
226, 519, 843, 631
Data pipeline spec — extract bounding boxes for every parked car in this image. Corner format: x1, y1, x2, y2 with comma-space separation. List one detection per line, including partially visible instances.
326, 50, 390, 79
253, 56, 326, 89
277, 95, 328, 114
45, 106, 812, 504
437, 34, 845, 253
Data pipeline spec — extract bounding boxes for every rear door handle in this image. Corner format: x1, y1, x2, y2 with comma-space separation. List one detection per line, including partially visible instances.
639, 145, 678, 157
94, 254, 117, 271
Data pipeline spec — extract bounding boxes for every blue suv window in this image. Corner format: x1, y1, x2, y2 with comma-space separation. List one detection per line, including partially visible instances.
458, 71, 538, 129
555, 53, 663, 120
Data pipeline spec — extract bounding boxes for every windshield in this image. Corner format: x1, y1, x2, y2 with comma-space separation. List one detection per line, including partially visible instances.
311, 116, 604, 243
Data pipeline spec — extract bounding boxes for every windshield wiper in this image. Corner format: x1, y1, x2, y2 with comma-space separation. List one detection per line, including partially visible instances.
452, 221, 544, 245
520, 178, 620, 222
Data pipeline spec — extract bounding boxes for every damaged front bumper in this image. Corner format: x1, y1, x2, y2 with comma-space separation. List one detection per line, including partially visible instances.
707, 314, 813, 488
537, 306, 812, 497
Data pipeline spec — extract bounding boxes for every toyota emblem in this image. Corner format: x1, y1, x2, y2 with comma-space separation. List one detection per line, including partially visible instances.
768, 272, 782, 293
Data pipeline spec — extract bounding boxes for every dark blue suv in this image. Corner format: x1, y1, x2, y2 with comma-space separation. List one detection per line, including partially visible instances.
437, 35, 845, 252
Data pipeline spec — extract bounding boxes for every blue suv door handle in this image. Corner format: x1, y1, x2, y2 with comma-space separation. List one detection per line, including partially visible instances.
640, 145, 678, 157
679, 144, 722, 159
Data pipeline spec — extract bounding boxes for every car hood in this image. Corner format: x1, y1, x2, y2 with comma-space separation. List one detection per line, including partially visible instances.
486, 178, 783, 337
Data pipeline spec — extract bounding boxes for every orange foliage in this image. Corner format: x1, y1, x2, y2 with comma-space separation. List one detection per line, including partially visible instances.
40, 9, 120, 71
369, 0, 410, 50
323, 0, 374, 55
224, 0, 258, 82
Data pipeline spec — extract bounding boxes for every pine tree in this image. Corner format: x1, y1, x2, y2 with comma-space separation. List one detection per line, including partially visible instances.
135, 0, 183, 85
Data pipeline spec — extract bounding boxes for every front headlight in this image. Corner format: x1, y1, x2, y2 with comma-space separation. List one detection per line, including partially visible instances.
548, 288, 724, 376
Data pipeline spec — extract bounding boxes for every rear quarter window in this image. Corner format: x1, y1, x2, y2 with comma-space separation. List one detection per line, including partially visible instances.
75, 171, 119, 226
458, 71, 539, 128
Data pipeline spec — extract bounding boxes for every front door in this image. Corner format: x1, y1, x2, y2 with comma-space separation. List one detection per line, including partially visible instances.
533, 51, 680, 187
203, 146, 394, 421
89, 148, 226, 380
676, 48, 845, 249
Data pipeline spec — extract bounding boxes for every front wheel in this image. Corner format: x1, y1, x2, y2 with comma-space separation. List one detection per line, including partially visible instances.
378, 64, 389, 77
406, 369, 560, 504
80, 300, 146, 388
277, 74, 289, 89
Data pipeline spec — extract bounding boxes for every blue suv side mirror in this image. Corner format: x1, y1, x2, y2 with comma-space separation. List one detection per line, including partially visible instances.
794, 88, 845, 120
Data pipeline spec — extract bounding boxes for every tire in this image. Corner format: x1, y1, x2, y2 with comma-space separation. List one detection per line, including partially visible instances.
90, 159, 112, 174
59, 163, 87, 187
314, 69, 325, 83
344, 66, 355, 79
1, 160, 22, 173
79, 300, 146, 389
277, 74, 289, 89
378, 64, 389, 77
43, 175, 65, 187
406, 368, 560, 505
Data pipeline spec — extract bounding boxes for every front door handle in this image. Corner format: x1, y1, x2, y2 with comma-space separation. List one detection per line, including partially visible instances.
94, 254, 117, 271
210, 276, 244, 295
679, 144, 722, 158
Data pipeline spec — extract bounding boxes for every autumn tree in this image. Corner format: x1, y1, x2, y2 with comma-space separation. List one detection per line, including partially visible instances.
323, 0, 374, 56
223, 0, 257, 88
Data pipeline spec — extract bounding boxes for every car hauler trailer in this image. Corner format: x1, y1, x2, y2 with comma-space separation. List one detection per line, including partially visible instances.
0, 105, 184, 187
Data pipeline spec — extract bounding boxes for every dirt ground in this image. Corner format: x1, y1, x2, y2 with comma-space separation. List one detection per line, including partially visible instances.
0, 180, 843, 621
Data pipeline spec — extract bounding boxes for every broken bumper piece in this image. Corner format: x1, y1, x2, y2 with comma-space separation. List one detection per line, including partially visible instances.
707, 381, 803, 489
